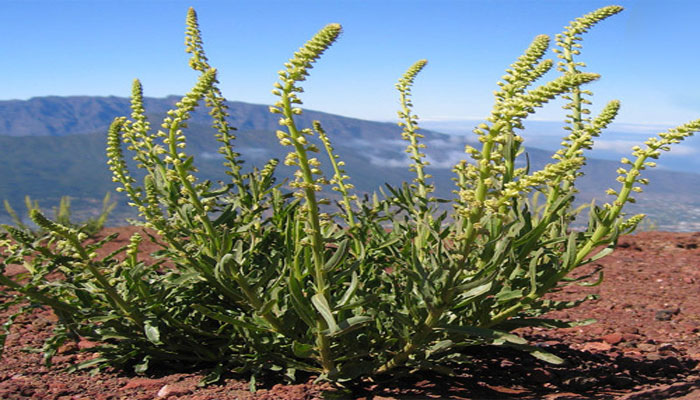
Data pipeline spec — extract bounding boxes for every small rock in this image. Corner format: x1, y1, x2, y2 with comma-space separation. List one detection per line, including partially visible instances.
655, 309, 679, 321
587, 326, 605, 336
157, 384, 193, 398
78, 339, 99, 350
602, 333, 623, 345
622, 350, 644, 360
581, 341, 612, 353
57, 341, 78, 354
622, 333, 640, 342
637, 343, 656, 352
683, 276, 695, 284
500, 359, 514, 368
659, 343, 678, 352
122, 378, 164, 391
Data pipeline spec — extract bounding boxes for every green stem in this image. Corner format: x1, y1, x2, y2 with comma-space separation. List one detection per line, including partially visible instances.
231, 273, 286, 335
281, 84, 334, 374
167, 121, 219, 253
373, 307, 443, 375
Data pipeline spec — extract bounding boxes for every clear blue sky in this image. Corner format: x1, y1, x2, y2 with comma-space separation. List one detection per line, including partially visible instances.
3, 0, 700, 129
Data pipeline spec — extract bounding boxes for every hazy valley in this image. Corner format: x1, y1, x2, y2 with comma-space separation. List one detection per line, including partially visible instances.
1, 96, 699, 230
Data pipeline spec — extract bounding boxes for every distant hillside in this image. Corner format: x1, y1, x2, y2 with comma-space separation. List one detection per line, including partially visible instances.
1, 96, 699, 231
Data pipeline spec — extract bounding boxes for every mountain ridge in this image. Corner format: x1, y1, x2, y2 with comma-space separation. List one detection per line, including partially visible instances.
0, 96, 698, 230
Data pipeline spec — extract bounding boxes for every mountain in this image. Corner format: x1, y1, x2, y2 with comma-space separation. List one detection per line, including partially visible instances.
0, 96, 698, 231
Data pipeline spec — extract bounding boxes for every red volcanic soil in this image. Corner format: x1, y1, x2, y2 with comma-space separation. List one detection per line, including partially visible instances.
1, 228, 700, 399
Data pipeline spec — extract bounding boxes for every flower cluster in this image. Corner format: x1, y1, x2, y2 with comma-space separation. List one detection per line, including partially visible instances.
185, 8, 242, 181
396, 60, 433, 199
270, 24, 341, 195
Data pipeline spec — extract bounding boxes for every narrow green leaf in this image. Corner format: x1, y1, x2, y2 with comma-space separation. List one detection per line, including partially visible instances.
292, 341, 316, 358
256, 299, 277, 316
577, 270, 604, 287
376, 235, 401, 250
326, 315, 372, 337
527, 347, 564, 364
494, 288, 524, 302
440, 324, 527, 345
587, 246, 614, 263
192, 304, 268, 332
288, 276, 317, 328
337, 271, 358, 308
324, 239, 349, 272
496, 317, 596, 330
311, 293, 338, 333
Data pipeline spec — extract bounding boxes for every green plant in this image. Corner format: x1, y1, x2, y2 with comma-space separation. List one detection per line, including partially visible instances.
3, 192, 115, 236
2, 5, 699, 387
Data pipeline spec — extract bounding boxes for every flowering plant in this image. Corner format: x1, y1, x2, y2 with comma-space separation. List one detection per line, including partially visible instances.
2, 5, 698, 386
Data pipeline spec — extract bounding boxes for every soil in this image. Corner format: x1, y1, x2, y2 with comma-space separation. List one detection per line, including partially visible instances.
1, 228, 700, 399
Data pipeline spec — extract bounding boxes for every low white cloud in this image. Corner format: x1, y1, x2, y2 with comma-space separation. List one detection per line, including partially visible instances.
367, 155, 410, 168
592, 140, 638, 153
608, 123, 675, 135
200, 151, 224, 160
201, 147, 271, 160
594, 140, 696, 156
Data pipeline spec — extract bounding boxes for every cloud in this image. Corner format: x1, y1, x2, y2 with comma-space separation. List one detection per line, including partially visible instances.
607, 123, 675, 135
592, 140, 638, 153
594, 140, 696, 156
200, 151, 224, 160
200, 146, 271, 160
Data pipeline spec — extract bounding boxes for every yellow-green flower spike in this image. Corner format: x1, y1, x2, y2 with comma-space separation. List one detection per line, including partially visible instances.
185, 7, 210, 72
397, 60, 433, 199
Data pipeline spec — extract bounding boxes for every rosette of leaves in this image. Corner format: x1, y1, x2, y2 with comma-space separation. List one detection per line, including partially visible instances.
2, 4, 700, 387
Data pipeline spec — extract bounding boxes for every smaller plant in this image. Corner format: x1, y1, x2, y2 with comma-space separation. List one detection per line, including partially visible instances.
3, 192, 115, 237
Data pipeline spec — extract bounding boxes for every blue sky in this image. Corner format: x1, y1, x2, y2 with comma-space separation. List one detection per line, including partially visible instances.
3, 0, 700, 134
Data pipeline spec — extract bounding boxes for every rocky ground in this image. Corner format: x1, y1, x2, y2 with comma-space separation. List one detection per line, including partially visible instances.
1, 228, 699, 399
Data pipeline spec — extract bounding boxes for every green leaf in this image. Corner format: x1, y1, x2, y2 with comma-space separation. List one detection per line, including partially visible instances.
337, 271, 359, 308
134, 356, 151, 373
496, 317, 596, 330
453, 281, 492, 309
311, 293, 338, 334
198, 364, 224, 387
327, 315, 372, 337
288, 276, 317, 328
292, 341, 316, 358
428, 339, 454, 355
324, 239, 349, 272
192, 304, 268, 332
577, 270, 604, 287
510, 344, 565, 364
495, 288, 524, 302
256, 299, 277, 316
143, 321, 162, 345
440, 324, 527, 345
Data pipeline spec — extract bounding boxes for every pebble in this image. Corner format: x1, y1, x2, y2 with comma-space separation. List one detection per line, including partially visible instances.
655, 309, 679, 321
157, 384, 193, 398
622, 333, 640, 342
123, 378, 164, 391
602, 333, 623, 345
581, 341, 611, 352
78, 339, 99, 350
637, 343, 656, 352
